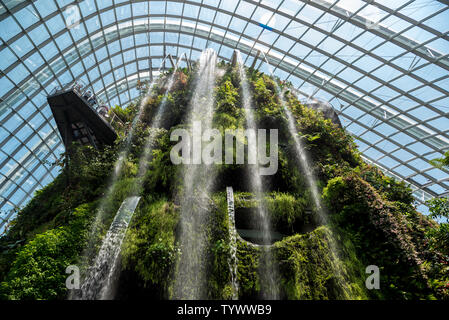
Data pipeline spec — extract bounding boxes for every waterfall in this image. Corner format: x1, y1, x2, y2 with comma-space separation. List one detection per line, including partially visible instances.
73, 57, 182, 300
280, 93, 327, 223
260, 51, 352, 297
173, 49, 218, 300
236, 51, 279, 300
259, 50, 326, 223
278, 85, 354, 295
277, 86, 355, 294
78, 56, 173, 269
135, 62, 181, 180
69, 78, 158, 301
226, 187, 239, 300
77, 196, 141, 300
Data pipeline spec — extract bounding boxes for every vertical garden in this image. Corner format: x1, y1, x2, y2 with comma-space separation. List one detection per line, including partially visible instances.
0, 60, 447, 300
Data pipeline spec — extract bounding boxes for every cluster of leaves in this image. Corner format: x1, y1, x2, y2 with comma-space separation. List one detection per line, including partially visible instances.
265, 192, 312, 235
423, 151, 449, 298
428, 197, 449, 224
214, 78, 242, 130
234, 191, 313, 235
359, 166, 415, 204
111, 103, 138, 124
249, 72, 284, 123
430, 150, 449, 169
236, 241, 261, 298
322, 174, 434, 299
207, 194, 234, 299
142, 129, 180, 196
274, 226, 369, 300
2, 143, 118, 243
0, 203, 94, 299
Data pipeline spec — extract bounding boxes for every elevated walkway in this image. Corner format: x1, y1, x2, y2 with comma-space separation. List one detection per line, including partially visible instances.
47, 81, 117, 148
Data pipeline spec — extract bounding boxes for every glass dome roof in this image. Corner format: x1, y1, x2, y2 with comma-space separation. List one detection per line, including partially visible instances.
0, 0, 448, 228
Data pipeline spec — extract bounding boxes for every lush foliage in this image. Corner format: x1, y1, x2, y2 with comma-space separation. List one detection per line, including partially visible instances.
323, 174, 437, 299
274, 226, 368, 299
120, 196, 179, 298
423, 152, 449, 297
0, 62, 447, 301
0, 204, 93, 299
429, 150, 449, 169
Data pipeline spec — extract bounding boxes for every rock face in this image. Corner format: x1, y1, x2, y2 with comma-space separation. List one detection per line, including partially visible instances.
306, 98, 342, 128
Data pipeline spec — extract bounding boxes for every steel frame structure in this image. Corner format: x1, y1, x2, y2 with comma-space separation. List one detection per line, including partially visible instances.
0, 0, 448, 228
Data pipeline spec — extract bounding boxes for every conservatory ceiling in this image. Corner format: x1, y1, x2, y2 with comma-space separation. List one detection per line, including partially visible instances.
0, 0, 449, 224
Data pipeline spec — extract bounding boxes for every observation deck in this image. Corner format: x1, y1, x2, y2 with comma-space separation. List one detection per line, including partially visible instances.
47, 81, 117, 149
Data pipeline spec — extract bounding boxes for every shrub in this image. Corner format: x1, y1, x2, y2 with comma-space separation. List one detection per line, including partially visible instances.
0, 203, 93, 300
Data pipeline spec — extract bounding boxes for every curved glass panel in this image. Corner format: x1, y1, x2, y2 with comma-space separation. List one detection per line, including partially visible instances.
0, 0, 448, 225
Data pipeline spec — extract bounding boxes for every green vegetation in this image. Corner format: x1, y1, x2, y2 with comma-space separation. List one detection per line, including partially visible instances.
322, 174, 430, 299
120, 196, 179, 298
0, 62, 447, 300
424, 151, 449, 298
274, 226, 369, 300
0, 203, 94, 299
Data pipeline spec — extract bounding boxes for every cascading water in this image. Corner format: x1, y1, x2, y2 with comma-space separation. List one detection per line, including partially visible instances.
74, 57, 182, 300
258, 50, 326, 222
279, 85, 354, 296
173, 49, 218, 300
284, 101, 326, 221
277, 86, 354, 295
78, 196, 141, 300
226, 187, 239, 300
236, 51, 279, 300
260, 51, 352, 297
78, 56, 172, 265
136, 61, 181, 179
69, 76, 157, 301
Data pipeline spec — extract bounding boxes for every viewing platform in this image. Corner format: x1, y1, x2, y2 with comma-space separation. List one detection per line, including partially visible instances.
47, 81, 118, 149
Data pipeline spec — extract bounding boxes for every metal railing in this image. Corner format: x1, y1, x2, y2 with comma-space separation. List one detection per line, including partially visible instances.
49, 80, 126, 127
